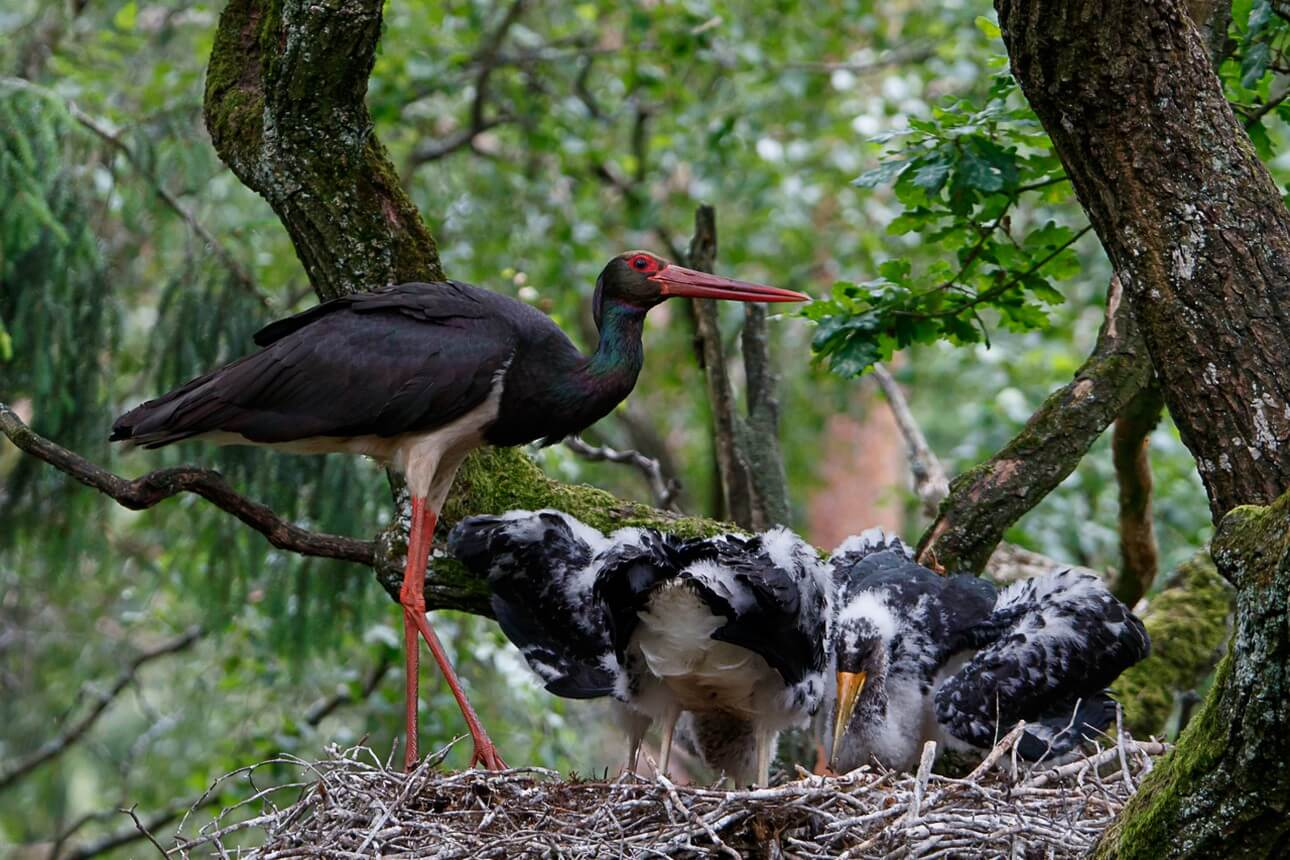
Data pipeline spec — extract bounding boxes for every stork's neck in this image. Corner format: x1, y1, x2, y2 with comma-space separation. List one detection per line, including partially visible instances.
586, 300, 647, 382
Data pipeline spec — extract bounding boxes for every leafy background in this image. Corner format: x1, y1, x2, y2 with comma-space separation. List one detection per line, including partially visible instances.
4, 0, 1286, 854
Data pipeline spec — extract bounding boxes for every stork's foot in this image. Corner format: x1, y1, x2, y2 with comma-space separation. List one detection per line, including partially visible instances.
468, 733, 508, 771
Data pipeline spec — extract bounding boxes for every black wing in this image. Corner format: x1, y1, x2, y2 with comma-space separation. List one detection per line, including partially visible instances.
593, 528, 687, 661
110, 282, 517, 447
690, 530, 830, 687
934, 568, 1150, 752
448, 510, 619, 699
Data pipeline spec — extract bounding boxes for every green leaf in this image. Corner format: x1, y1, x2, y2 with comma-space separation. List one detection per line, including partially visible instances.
975, 15, 1002, 39
957, 144, 1006, 193
1242, 41, 1272, 89
910, 155, 952, 194
854, 158, 910, 188
113, 1, 137, 31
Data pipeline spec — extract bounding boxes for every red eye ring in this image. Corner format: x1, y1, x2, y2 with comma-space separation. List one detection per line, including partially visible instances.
632, 255, 652, 271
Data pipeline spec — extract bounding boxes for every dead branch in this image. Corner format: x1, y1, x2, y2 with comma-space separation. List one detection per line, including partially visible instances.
0, 403, 376, 567
303, 653, 396, 727
0, 627, 203, 793
872, 362, 950, 518
563, 436, 682, 511
175, 736, 1168, 858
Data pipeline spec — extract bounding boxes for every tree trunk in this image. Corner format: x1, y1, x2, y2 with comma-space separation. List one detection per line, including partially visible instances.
1094, 495, 1289, 858
997, 0, 1290, 521
997, 1, 1290, 853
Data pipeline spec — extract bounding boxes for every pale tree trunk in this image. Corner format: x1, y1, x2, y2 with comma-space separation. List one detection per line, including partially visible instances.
995, 0, 1290, 852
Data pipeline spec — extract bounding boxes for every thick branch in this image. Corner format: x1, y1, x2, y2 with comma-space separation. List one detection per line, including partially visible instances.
917, 278, 1154, 572
0, 626, 203, 793
742, 302, 791, 527
203, 0, 443, 300
1110, 382, 1165, 607
0, 404, 375, 566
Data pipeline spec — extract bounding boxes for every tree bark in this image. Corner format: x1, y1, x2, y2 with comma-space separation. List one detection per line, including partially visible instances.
997, 0, 1290, 853
917, 277, 1153, 572
204, 0, 443, 299
997, 0, 1290, 521
1094, 495, 1289, 858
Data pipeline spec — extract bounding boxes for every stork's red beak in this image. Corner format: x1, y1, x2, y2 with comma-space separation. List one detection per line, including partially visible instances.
651, 264, 809, 303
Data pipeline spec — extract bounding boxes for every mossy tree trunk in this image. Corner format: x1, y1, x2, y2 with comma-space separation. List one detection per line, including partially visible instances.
994, 0, 1290, 854
1095, 497, 1290, 857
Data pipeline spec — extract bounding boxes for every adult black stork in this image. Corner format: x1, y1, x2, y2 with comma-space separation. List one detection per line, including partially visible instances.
448, 510, 830, 786
108, 251, 808, 772
822, 530, 1150, 772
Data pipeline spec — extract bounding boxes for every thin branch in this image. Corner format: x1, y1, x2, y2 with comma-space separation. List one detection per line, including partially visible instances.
0, 627, 204, 793
0, 403, 375, 567
686, 207, 758, 528
871, 363, 949, 519
1109, 381, 1165, 606
563, 436, 682, 511
408, 0, 525, 168
122, 805, 169, 859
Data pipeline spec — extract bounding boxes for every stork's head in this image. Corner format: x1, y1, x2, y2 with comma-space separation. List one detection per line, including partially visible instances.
826, 614, 890, 774
592, 251, 808, 329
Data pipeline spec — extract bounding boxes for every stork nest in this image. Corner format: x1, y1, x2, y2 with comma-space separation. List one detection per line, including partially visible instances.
171, 729, 1166, 859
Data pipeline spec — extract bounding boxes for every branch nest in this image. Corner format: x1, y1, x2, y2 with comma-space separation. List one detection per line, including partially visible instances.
171, 731, 1167, 858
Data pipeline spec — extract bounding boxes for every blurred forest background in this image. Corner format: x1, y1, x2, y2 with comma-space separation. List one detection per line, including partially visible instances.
1, 0, 1285, 856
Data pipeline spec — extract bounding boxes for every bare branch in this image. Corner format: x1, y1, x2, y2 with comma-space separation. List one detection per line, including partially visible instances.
1110, 381, 1165, 606
685, 207, 758, 528
917, 277, 1155, 572
871, 363, 949, 519
0, 627, 204, 793
563, 436, 682, 511
0, 403, 376, 567
122, 805, 169, 859
741, 302, 791, 527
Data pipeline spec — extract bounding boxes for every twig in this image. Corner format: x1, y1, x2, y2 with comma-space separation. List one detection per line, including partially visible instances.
0, 403, 375, 567
0, 627, 204, 792
563, 436, 682, 511
123, 805, 170, 859
872, 363, 950, 518
303, 653, 395, 726
906, 741, 937, 825
1109, 381, 1164, 605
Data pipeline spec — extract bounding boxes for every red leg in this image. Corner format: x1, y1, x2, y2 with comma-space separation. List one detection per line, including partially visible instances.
399, 496, 507, 771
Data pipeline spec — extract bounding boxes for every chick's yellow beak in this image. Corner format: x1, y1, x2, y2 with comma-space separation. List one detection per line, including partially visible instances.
830, 670, 867, 767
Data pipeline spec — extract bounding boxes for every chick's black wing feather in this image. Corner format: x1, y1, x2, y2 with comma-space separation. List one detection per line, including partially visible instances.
449, 510, 617, 699
934, 568, 1150, 752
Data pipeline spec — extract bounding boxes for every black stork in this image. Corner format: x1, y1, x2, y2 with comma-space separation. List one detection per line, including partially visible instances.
109, 251, 808, 772
448, 509, 830, 786
823, 529, 1150, 772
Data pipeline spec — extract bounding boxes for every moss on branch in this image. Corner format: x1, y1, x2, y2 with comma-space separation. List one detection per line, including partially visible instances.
1115, 549, 1232, 737
1094, 493, 1290, 858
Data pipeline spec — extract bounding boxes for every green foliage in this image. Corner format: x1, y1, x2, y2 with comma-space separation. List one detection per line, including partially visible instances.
806, 70, 1087, 377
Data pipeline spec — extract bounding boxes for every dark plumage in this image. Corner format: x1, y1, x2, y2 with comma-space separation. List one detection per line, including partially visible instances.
449, 510, 830, 786
825, 530, 1150, 772
109, 252, 806, 773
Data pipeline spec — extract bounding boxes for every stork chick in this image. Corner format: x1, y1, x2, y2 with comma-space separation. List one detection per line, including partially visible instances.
449, 510, 830, 786
823, 530, 1150, 772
